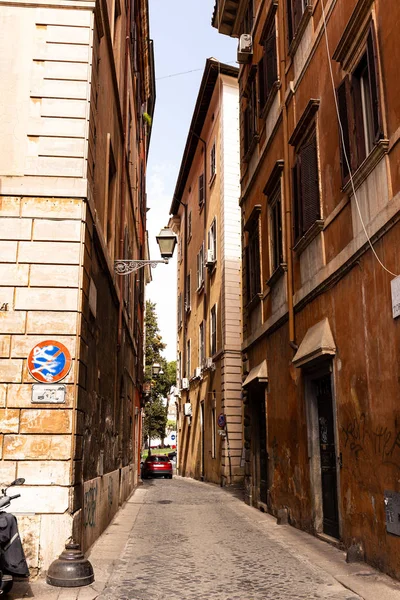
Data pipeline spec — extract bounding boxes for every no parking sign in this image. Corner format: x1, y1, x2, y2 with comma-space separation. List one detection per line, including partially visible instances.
217, 413, 226, 429
28, 340, 72, 383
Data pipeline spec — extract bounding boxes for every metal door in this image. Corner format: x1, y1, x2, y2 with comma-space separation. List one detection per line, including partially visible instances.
316, 375, 339, 538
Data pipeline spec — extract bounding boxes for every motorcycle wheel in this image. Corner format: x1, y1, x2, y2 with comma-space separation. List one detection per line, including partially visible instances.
1, 574, 13, 595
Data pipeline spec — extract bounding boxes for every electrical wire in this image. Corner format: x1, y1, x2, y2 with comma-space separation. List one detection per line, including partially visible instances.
320, 0, 398, 278
156, 61, 237, 81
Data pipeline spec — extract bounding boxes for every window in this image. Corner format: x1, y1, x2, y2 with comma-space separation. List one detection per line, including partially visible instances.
188, 211, 192, 242
177, 351, 181, 384
197, 243, 205, 290
292, 129, 320, 243
199, 321, 205, 366
210, 142, 216, 181
210, 305, 217, 356
185, 272, 191, 312
258, 10, 278, 114
336, 25, 383, 183
244, 206, 262, 304
208, 218, 217, 263
186, 339, 191, 379
243, 72, 257, 158
211, 407, 216, 459
198, 173, 205, 207
269, 185, 283, 274
177, 293, 182, 329
243, 0, 254, 34
287, 0, 308, 44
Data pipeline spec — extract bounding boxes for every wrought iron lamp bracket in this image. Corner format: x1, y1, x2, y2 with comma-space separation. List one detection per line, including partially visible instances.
114, 259, 169, 275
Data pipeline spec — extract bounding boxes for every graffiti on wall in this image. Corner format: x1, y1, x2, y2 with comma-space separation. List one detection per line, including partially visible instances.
342, 413, 400, 467
84, 483, 98, 527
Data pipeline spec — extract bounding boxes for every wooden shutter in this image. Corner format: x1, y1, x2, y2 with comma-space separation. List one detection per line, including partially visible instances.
258, 57, 266, 109
199, 173, 204, 206
366, 24, 383, 142
265, 26, 277, 99
287, 0, 294, 42
292, 159, 302, 241
336, 76, 351, 182
300, 134, 320, 234
292, 0, 303, 33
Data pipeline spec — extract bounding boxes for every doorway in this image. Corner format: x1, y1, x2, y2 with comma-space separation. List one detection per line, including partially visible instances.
307, 370, 340, 539
250, 387, 268, 507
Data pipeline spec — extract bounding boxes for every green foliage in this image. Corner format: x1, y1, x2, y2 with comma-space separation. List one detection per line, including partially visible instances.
144, 301, 176, 444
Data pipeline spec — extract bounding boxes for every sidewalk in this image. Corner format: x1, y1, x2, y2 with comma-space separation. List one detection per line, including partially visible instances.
9, 478, 400, 599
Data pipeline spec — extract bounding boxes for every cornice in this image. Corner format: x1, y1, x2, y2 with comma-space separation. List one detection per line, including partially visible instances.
332, 0, 374, 64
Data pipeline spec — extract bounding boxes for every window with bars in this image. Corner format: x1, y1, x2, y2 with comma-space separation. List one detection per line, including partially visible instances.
258, 10, 278, 114
292, 130, 320, 243
197, 243, 205, 290
208, 217, 217, 263
199, 321, 205, 366
198, 173, 205, 207
287, 0, 308, 44
269, 185, 283, 274
244, 208, 261, 304
177, 292, 182, 329
186, 339, 191, 379
188, 210, 192, 242
210, 142, 216, 181
336, 24, 383, 184
185, 272, 191, 312
243, 73, 258, 158
210, 304, 217, 356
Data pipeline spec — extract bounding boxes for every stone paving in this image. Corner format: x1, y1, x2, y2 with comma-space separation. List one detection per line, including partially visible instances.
97, 477, 362, 600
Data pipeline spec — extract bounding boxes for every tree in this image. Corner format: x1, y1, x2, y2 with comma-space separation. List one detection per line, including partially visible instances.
144, 301, 176, 448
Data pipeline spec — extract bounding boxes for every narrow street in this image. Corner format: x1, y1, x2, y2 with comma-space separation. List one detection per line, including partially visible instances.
95, 478, 400, 600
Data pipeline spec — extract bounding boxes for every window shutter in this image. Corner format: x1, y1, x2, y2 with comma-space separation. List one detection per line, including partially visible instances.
336, 76, 351, 182
293, 0, 303, 32
286, 0, 294, 42
244, 105, 250, 154
199, 173, 204, 206
292, 159, 302, 241
300, 134, 320, 234
245, 245, 251, 303
265, 27, 277, 99
366, 25, 383, 142
258, 57, 266, 109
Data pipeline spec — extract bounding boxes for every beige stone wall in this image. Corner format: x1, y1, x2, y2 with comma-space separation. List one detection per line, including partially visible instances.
0, 195, 84, 571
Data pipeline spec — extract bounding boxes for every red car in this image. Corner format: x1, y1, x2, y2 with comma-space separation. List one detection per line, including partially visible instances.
142, 455, 173, 479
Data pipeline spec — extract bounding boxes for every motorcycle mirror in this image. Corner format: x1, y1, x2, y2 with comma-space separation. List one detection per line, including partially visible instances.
10, 478, 25, 486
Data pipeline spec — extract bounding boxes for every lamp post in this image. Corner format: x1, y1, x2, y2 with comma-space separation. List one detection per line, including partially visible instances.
114, 227, 177, 275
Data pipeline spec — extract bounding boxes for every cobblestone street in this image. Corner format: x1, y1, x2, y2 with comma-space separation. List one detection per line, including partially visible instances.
97, 477, 366, 600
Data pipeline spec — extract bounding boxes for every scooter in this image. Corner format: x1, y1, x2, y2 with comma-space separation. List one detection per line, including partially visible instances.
0, 478, 29, 595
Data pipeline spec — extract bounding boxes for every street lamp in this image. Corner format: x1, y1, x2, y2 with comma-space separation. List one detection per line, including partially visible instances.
115, 227, 177, 275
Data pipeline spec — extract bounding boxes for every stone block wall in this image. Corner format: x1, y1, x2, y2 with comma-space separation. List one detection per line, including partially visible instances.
0, 195, 84, 572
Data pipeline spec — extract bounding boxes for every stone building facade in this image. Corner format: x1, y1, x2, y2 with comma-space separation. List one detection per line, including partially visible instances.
0, 0, 153, 573
170, 59, 243, 486
214, 0, 400, 578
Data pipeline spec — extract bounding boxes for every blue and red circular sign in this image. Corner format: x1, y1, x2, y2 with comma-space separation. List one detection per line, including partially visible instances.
217, 413, 226, 428
28, 340, 72, 383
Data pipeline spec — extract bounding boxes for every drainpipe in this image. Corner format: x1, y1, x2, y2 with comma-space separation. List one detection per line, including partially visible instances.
278, 5, 297, 351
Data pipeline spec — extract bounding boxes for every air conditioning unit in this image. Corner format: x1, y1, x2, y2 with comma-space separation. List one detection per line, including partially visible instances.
206, 249, 215, 268
237, 34, 253, 64
194, 367, 202, 379
181, 378, 189, 390
183, 403, 192, 416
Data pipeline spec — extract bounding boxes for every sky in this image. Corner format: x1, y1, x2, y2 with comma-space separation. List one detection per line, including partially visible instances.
145, 0, 236, 362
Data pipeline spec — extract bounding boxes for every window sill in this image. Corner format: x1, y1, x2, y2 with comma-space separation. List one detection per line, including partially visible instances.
342, 139, 389, 194
209, 172, 216, 187
293, 219, 324, 255
243, 134, 260, 164
259, 80, 281, 121
266, 262, 287, 287
245, 292, 263, 313
196, 281, 205, 295
288, 3, 313, 58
